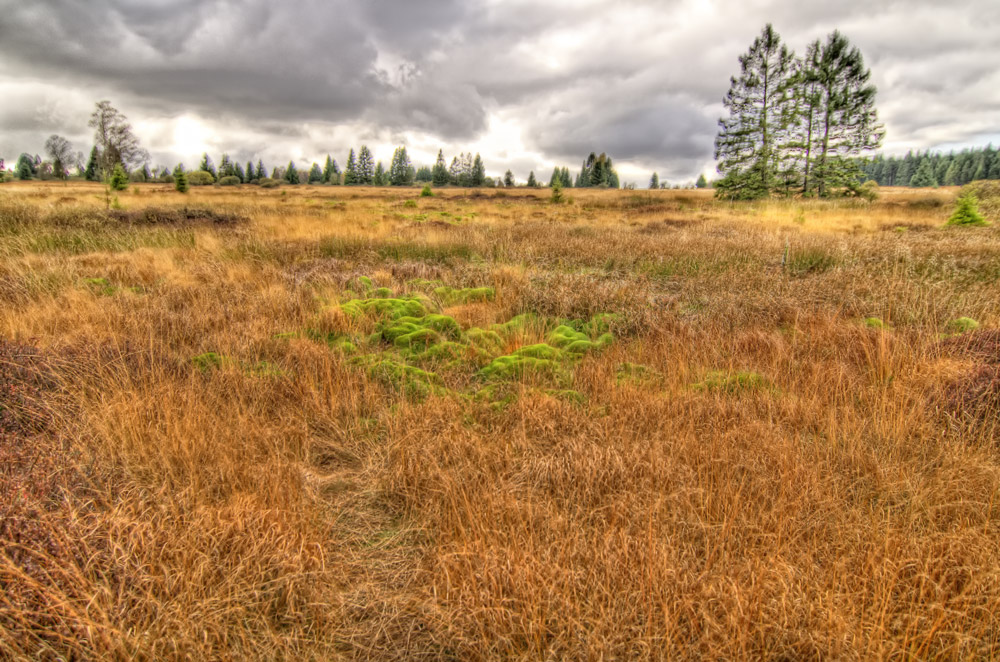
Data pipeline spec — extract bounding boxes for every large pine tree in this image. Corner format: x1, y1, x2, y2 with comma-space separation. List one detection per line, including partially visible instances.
389, 146, 414, 186
715, 24, 797, 200
804, 30, 883, 196
471, 153, 486, 187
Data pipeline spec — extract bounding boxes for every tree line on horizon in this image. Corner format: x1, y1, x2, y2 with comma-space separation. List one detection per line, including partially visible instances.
859, 145, 1000, 188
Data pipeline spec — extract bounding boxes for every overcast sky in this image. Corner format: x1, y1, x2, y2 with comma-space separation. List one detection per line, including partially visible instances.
1, 0, 998, 184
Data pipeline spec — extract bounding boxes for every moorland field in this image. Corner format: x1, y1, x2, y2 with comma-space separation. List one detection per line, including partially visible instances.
1, 182, 999, 660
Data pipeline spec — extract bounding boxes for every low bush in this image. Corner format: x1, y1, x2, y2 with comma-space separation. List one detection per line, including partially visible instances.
218, 176, 241, 187
187, 171, 215, 186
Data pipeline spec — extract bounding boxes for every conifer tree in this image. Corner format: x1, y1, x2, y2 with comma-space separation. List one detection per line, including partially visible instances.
285, 161, 299, 185
85, 147, 100, 181
649, 172, 659, 189
109, 164, 129, 191
389, 146, 414, 186
344, 149, 358, 185
322, 155, 339, 183
503, 170, 514, 187
174, 169, 189, 193
909, 158, 937, 188
548, 167, 561, 187
219, 154, 232, 178
308, 162, 323, 183
256, 160, 267, 180
432, 150, 450, 186
15, 154, 33, 180
199, 153, 216, 178
527, 171, 538, 187
243, 161, 253, 182
560, 167, 572, 188
374, 161, 387, 186
804, 30, 883, 196
471, 153, 486, 187
696, 174, 709, 189
357, 146, 375, 185
715, 24, 797, 200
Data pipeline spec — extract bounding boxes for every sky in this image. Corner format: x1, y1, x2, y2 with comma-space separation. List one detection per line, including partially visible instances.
0, 0, 998, 185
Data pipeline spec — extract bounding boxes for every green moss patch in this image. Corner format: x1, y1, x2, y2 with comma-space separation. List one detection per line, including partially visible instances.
946, 317, 980, 334
434, 285, 495, 305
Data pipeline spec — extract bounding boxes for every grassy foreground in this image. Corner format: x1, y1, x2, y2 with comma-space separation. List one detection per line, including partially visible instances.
1, 182, 999, 660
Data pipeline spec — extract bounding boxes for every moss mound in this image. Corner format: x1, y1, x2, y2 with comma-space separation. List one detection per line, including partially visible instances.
434, 286, 495, 305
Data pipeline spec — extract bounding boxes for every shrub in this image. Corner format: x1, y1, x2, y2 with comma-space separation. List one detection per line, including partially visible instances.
259, 178, 280, 189
550, 180, 564, 204
420, 185, 433, 197
858, 180, 879, 202
187, 170, 216, 186
961, 181, 1000, 222
174, 171, 189, 193
947, 192, 989, 227
109, 165, 130, 191
218, 176, 241, 187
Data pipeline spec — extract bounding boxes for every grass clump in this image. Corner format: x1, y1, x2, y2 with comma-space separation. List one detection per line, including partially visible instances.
864, 316, 887, 329
191, 352, 230, 372
787, 247, 838, 275
946, 317, 980, 334
694, 370, 773, 394
420, 185, 434, 197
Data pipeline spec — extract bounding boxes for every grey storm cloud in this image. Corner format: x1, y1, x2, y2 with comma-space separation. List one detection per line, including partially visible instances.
0, 0, 998, 178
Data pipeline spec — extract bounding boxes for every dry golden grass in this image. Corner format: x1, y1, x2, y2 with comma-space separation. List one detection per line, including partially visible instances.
1, 181, 999, 660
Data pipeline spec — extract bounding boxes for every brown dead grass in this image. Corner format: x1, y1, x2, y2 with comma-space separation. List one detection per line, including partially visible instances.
1, 181, 999, 660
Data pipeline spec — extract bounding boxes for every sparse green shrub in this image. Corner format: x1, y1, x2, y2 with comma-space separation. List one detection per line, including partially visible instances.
946, 317, 979, 334
858, 180, 880, 202
187, 170, 216, 186
109, 165, 130, 191
947, 192, 989, 227
259, 178, 280, 189
174, 171, 189, 193
420, 185, 434, 197
864, 317, 887, 329
403, 200, 418, 208
550, 180, 564, 204
961, 180, 1000, 221
218, 175, 241, 187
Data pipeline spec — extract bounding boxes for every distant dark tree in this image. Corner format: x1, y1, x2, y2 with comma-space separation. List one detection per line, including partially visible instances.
256, 160, 267, 180
245, 160, 255, 182
649, 172, 659, 189
471, 153, 486, 186
432, 150, 450, 186
44, 135, 74, 180
909, 158, 937, 188
322, 155, 340, 184
88, 101, 148, 178
344, 149, 358, 185
308, 162, 323, 183
696, 174, 709, 188
15, 153, 33, 180
389, 146, 414, 186
285, 161, 299, 185
234, 162, 245, 183
141, 163, 152, 181
560, 167, 572, 188
448, 156, 462, 185
548, 167, 560, 187
218, 154, 233, 178
503, 169, 515, 187
357, 146, 375, 185
374, 161, 388, 186
415, 165, 432, 182
199, 153, 216, 178
527, 171, 538, 187
84, 147, 100, 181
